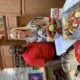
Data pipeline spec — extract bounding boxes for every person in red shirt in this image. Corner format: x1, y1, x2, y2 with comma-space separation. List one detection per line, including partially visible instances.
8, 42, 58, 67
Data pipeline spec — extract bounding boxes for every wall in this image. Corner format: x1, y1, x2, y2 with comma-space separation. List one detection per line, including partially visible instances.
17, 0, 65, 26
24, 0, 65, 15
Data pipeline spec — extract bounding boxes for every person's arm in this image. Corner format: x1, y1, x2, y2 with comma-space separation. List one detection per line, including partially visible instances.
28, 58, 45, 67
45, 60, 62, 67
26, 37, 37, 43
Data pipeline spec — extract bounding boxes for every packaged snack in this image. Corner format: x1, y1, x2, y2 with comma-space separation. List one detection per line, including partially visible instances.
62, 1, 80, 40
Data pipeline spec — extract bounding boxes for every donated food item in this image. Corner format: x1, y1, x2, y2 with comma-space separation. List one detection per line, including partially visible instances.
62, 1, 80, 39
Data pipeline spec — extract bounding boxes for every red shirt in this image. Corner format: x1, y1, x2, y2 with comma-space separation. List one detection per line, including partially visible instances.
21, 42, 55, 67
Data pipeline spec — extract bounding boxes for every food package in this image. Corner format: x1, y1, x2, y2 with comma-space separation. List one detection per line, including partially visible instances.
62, 1, 80, 40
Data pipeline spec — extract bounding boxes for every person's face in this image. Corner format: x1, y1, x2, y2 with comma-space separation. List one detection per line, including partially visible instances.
11, 30, 26, 39
14, 45, 25, 55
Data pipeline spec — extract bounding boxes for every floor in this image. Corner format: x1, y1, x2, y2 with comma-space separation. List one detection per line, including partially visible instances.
0, 67, 46, 80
